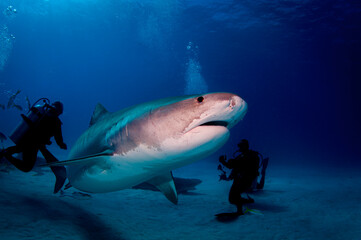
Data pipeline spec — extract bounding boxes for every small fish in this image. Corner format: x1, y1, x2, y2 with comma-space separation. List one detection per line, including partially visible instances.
0, 104, 5, 110
13, 104, 23, 111
0, 131, 7, 142
7, 89, 21, 109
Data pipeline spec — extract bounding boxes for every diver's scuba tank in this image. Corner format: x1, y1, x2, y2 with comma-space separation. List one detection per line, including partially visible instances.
9, 98, 51, 145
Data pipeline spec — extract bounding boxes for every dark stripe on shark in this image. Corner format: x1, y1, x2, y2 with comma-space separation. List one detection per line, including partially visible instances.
42, 152, 114, 167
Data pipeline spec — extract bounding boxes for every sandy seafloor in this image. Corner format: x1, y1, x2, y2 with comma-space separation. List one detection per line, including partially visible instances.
0, 158, 360, 240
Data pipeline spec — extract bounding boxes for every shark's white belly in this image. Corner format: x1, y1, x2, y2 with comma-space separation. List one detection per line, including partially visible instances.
68, 125, 230, 193
67, 151, 166, 193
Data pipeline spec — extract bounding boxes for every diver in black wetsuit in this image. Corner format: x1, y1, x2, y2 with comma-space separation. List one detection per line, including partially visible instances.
219, 139, 266, 215
0, 101, 67, 193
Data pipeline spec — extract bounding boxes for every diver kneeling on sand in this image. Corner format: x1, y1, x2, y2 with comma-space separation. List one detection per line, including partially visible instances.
218, 139, 269, 215
0, 98, 67, 193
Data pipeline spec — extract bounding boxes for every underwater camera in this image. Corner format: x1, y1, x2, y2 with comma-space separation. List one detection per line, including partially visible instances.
9, 98, 53, 145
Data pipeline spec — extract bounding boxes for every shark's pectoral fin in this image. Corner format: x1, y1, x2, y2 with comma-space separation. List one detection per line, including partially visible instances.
146, 172, 178, 205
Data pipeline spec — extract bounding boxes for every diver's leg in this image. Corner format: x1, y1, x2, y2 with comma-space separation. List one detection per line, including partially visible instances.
3, 145, 22, 155
39, 146, 59, 164
4, 146, 38, 172
239, 178, 255, 204
0, 149, 5, 159
245, 194, 254, 203
229, 180, 244, 214
234, 199, 244, 215
1, 146, 19, 163
257, 157, 269, 190
39, 146, 66, 193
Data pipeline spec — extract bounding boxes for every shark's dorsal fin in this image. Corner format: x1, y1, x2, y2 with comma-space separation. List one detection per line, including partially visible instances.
90, 103, 109, 126
146, 172, 178, 204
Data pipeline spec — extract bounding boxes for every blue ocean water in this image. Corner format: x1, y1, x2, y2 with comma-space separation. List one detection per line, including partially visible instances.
0, 1, 360, 164
0, 1, 361, 239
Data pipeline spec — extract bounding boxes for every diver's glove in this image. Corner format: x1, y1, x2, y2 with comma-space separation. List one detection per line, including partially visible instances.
219, 155, 227, 165
219, 172, 229, 181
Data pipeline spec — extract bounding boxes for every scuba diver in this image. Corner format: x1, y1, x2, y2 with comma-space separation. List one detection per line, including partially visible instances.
0, 98, 67, 193
218, 139, 269, 215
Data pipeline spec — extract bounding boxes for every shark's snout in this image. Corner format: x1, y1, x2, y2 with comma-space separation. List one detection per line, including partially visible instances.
229, 95, 240, 109
183, 93, 247, 133
226, 94, 247, 128
237, 97, 247, 119
229, 95, 246, 114
215, 93, 246, 113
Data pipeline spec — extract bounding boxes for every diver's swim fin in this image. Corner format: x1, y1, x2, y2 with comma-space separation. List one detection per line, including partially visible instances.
51, 165, 67, 194
64, 182, 72, 190
39, 147, 67, 193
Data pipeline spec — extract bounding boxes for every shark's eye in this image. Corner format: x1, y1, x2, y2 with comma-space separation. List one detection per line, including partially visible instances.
197, 96, 204, 103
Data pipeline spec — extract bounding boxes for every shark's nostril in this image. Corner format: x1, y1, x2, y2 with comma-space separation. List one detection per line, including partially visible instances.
230, 95, 244, 108
229, 97, 237, 109
230, 99, 236, 108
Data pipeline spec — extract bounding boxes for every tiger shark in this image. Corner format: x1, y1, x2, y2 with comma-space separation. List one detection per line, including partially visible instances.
51, 92, 247, 204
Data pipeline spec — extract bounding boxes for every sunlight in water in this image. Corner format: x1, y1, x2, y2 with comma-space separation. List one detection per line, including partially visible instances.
0, 5, 16, 71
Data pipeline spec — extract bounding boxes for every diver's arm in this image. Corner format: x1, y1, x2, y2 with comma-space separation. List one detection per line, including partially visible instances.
54, 118, 67, 150
225, 158, 236, 169
220, 157, 235, 169
219, 155, 230, 168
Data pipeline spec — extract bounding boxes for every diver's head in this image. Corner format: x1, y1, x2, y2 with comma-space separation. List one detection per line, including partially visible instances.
237, 139, 249, 152
51, 101, 63, 116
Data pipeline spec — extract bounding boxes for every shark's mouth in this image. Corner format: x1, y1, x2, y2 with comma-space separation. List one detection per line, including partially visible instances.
184, 117, 231, 134
199, 121, 229, 128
